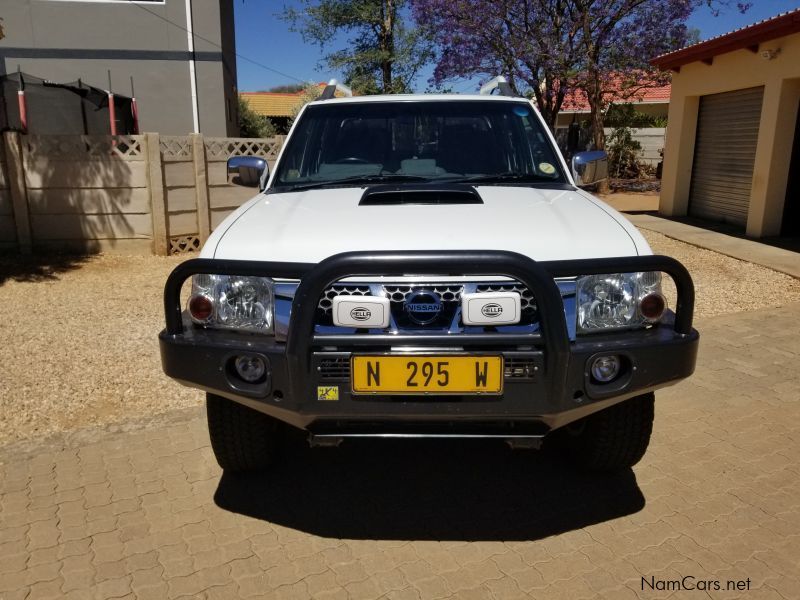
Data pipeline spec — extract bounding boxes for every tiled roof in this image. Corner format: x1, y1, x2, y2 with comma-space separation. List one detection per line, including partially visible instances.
560, 82, 671, 113
240, 84, 327, 117
652, 8, 800, 70
240, 93, 304, 117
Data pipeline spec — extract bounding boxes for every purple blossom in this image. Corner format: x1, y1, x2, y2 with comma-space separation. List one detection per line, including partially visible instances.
412, 0, 748, 138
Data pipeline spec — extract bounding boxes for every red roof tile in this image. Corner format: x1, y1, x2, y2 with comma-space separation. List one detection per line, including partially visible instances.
560, 82, 671, 113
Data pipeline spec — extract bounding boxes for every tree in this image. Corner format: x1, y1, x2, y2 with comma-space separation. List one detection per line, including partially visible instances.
411, 0, 582, 130
568, 1, 690, 152
289, 82, 324, 128
282, 0, 434, 94
413, 0, 748, 139
238, 97, 278, 138
606, 103, 667, 128
264, 84, 306, 94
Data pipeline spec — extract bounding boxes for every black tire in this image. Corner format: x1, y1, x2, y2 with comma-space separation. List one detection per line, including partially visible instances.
206, 393, 279, 473
564, 392, 655, 472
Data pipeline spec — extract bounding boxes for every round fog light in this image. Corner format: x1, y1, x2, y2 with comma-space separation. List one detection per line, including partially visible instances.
234, 355, 266, 383
591, 355, 621, 383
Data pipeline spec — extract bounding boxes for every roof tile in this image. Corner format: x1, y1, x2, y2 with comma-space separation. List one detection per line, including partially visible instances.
560, 81, 671, 112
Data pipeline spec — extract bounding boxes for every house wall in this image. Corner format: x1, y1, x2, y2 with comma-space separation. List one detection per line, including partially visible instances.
612, 128, 666, 166
660, 31, 800, 237
8, 57, 196, 134
0, 0, 237, 136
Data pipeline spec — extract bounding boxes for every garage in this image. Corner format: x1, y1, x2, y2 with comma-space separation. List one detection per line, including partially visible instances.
783, 98, 800, 236
688, 87, 764, 227
653, 9, 800, 238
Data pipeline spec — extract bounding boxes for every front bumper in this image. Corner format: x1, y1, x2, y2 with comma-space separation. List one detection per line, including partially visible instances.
159, 251, 699, 436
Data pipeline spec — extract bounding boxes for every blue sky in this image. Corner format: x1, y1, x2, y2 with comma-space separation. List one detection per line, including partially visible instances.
233, 0, 800, 93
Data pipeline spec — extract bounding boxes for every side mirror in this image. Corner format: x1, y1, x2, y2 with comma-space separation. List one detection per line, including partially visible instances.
228, 156, 268, 191
571, 150, 608, 188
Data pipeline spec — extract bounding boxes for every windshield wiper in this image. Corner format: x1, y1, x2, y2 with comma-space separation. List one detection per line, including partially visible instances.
281, 174, 429, 192
443, 172, 554, 185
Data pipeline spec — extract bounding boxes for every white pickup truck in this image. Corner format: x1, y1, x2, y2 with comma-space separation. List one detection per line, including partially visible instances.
159, 80, 698, 474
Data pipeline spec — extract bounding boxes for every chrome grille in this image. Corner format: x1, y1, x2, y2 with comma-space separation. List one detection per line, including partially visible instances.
476, 283, 537, 313
383, 285, 463, 303
316, 281, 538, 326
318, 285, 371, 314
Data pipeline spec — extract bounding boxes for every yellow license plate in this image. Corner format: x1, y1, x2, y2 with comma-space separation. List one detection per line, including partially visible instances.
351, 355, 503, 395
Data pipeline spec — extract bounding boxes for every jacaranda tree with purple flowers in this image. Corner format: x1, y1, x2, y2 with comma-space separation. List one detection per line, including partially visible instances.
412, 0, 749, 149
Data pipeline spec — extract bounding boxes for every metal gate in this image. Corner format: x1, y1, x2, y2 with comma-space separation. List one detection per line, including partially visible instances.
688, 86, 764, 226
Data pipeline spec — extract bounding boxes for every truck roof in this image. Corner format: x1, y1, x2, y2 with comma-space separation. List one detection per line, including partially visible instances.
307, 94, 533, 107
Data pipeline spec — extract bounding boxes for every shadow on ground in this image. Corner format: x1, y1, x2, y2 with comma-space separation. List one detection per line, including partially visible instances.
214, 437, 644, 541
0, 252, 92, 286
623, 212, 800, 253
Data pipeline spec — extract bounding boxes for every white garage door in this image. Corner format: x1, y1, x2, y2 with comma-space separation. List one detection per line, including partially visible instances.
688, 87, 764, 226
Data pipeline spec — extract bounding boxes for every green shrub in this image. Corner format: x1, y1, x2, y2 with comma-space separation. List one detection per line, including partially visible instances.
607, 125, 642, 179
238, 97, 278, 138
605, 104, 666, 128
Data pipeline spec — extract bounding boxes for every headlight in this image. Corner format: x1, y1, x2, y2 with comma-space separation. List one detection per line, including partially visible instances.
188, 274, 274, 333
576, 272, 665, 333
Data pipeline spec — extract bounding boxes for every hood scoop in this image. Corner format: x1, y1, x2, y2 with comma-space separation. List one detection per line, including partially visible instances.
359, 184, 483, 206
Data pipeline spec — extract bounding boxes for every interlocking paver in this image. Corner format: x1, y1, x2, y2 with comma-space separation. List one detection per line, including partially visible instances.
23, 560, 62, 588
440, 561, 503, 593
0, 569, 29, 595
329, 559, 371, 587
483, 575, 529, 600
26, 518, 60, 551
314, 587, 351, 600
370, 568, 409, 595
166, 563, 231, 598
26, 577, 64, 600
398, 588, 432, 600
2, 303, 800, 598
91, 574, 132, 599
410, 575, 451, 600
450, 587, 492, 600
507, 564, 547, 592
344, 576, 383, 600
235, 572, 271, 598
203, 582, 241, 599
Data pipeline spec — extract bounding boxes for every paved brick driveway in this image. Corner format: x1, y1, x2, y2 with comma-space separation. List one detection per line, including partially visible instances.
1, 304, 799, 599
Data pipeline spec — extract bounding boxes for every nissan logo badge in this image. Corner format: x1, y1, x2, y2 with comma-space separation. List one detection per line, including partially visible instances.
481, 303, 503, 318
350, 307, 372, 321
405, 289, 442, 325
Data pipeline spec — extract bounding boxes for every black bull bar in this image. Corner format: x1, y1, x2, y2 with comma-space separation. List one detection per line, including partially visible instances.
162, 251, 695, 406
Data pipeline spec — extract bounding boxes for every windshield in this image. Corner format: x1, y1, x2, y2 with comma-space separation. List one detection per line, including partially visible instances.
272, 100, 567, 190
